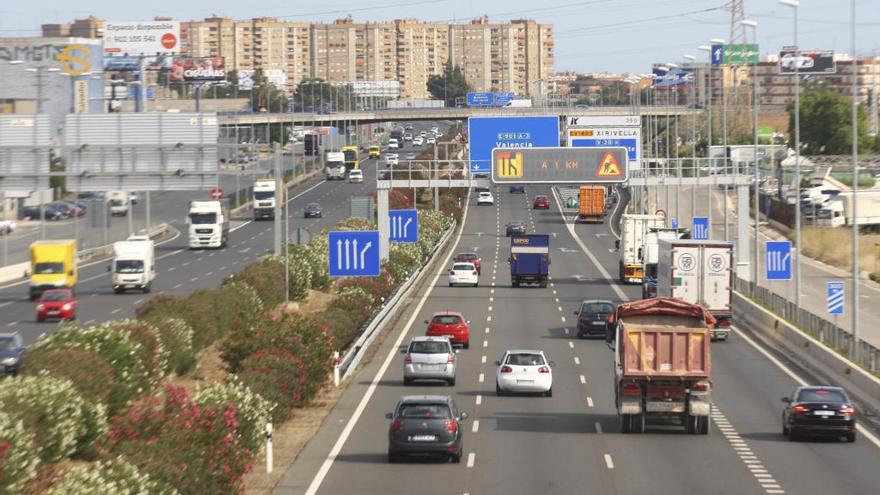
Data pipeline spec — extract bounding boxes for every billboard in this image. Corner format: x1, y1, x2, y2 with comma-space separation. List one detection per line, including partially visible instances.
350, 80, 399, 97
778, 48, 835, 74
169, 56, 226, 82
103, 21, 180, 56
491, 147, 628, 184
652, 66, 694, 88
237, 69, 287, 90
467, 116, 560, 174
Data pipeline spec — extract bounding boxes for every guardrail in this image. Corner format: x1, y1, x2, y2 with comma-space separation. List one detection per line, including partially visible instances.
339, 221, 456, 379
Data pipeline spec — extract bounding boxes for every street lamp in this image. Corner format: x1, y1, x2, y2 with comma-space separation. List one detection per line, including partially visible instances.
741, 19, 760, 287
779, 0, 801, 309
848, 0, 860, 358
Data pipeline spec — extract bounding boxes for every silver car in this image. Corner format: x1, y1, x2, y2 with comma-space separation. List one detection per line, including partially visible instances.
402, 336, 458, 386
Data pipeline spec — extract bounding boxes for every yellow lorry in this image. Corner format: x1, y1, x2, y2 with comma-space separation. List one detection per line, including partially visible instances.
368, 145, 381, 159
342, 146, 360, 170
29, 240, 77, 300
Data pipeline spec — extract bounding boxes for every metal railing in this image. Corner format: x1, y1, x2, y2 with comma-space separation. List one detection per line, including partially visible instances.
736, 277, 880, 374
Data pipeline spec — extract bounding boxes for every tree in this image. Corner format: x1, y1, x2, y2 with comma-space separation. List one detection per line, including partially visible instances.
787, 89, 871, 155
427, 61, 472, 106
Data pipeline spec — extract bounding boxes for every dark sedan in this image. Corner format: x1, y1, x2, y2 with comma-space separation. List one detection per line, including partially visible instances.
509, 185, 525, 194
0, 332, 25, 376
304, 203, 323, 218
782, 386, 856, 442
574, 300, 616, 338
386, 395, 468, 463
505, 221, 527, 237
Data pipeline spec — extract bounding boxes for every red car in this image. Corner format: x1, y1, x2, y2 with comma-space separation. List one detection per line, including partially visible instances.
533, 195, 550, 209
454, 252, 481, 274
36, 289, 77, 322
425, 312, 470, 349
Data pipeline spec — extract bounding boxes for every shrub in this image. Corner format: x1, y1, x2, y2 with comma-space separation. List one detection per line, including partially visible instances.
387, 242, 424, 284
23, 347, 115, 405
32, 324, 150, 414
227, 257, 287, 309
336, 267, 395, 305
305, 234, 331, 291
0, 375, 91, 463
0, 411, 39, 494
334, 217, 375, 231
195, 379, 273, 454
149, 318, 196, 375
285, 249, 312, 301
309, 305, 365, 351
45, 458, 178, 495
136, 294, 191, 326
105, 320, 169, 385
104, 385, 252, 495
237, 349, 307, 424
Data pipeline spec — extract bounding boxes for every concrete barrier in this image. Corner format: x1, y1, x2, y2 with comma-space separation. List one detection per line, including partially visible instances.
733, 290, 880, 416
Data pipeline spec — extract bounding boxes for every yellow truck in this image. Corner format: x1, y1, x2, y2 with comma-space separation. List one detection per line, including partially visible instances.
29, 240, 77, 300
342, 146, 360, 170
368, 145, 381, 159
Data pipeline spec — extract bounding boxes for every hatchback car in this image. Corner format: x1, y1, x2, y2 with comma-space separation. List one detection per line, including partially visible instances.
36, 289, 77, 322
425, 312, 470, 349
533, 195, 550, 209
426, 136, 436, 145
477, 191, 494, 206
0, 332, 25, 376
385, 153, 399, 166
782, 386, 856, 442
348, 169, 364, 183
495, 349, 554, 396
506, 221, 527, 237
574, 300, 616, 338
402, 336, 458, 386
386, 395, 468, 463
509, 185, 525, 194
304, 203, 322, 218
448, 262, 479, 287
453, 253, 481, 274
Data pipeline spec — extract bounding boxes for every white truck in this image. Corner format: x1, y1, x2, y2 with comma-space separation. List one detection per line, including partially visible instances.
656, 239, 735, 341
111, 238, 155, 293
106, 191, 130, 217
188, 200, 230, 249
325, 151, 346, 180
253, 178, 277, 220
617, 214, 665, 284
641, 227, 690, 298
504, 99, 533, 108
817, 190, 880, 228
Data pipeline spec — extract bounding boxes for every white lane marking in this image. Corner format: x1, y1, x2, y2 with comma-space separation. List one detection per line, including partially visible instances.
486, 316, 492, 322
490, 289, 494, 294
489, 297, 494, 303
476, 395, 482, 406
482, 340, 488, 348
190, 277, 198, 282
173, 283, 182, 289
564, 328, 570, 335
487, 306, 493, 312
472, 420, 480, 433
134, 298, 144, 305
467, 453, 476, 468
557, 306, 563, 312
478, 373, 484, 383
301, 189, 474, 495
182, 261, 191, 266
574, 356, 581, 365
205, 272, 213, 277
561, 316, 566, 323
568, 341, 574, 349
579, 375, 586, 384
166, 266, 177, 272
587, 397, 594, 408
552, 290, 557, 295
481, 355, 487, 364
85, 319, 95, 325
595, 422, 603, 434
485, 327, 490, 334
0, 301, 15, 308
7, 321, 18, 327
604, 454, 614, 469
110, 308, 120, 315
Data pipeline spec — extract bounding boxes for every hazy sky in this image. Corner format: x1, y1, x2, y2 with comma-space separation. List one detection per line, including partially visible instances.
3, 0, 880, 73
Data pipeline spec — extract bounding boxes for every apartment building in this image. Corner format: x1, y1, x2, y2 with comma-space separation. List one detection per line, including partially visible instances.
41, 17, 104, 38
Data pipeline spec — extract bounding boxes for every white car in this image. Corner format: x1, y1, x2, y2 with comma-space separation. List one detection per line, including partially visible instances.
426, 136, 436, 145
477, 191, 494, 205
413, 136, 424, 146
448, 262, 479, 287
780, 53, 815, 71
385, 153, 399, 166
0, 220, 15, 235
495, 349, 554, 396
348, 169, 364, 183
388, 138, 399, 150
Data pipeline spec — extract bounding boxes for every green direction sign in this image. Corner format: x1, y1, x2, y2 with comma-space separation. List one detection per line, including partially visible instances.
491, 147, 628, 184
758, 125, 774, 140
724, 44, 759, 64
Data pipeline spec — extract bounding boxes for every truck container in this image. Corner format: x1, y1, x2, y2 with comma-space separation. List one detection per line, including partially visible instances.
252, 178, 278, 220
608, 297, 714, 434
503, 99, 533, 108
29, 240, 77, 300
576, 185, 606, 223
816, 190, 880, 228
508, 234, 550, 288
656, 239, 734, 341
341, 146, 360, 171
188, 200, 230, 249
111, 239, 155, 293
618, 214, 665, 284
641, 227, 690, 298
325, 152, 346, 180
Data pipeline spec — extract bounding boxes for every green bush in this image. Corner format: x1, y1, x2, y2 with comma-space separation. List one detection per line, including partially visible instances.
304, 235, 331, 291
284, 249, 312, 301
0, 410, 39, 494
334, 217, 375, 231
136, 293, 191, 326
237, 349, 307, 424
45, 458, 178, 495
388, 242, 424, 284
195, 379, 273, 454
105, 320, 169, 385
336, 268, 395, 305
23, 347, 115, 406
149, 318, 196, 375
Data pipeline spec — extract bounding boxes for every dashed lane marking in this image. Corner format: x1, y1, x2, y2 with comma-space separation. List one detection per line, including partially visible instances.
478, 373, 484, 383
604, 454, 614, 469
486, 316, 492, 322
173, 283, 182, 289
481, 355, 487, 364
467, 453, 476, 468
574, 356, 581, 365
561, 316, 566, 323
587, 397, 594, 408
564, 328, 570, 335
476, 395, 482, 406
595, 422, 602, 434
7, 321, 18, 327
568, 341, 574, 349
472, 420, 480, 433
110, 308, 120, 315
579, 375, 586, 384
483, 340, 488, 348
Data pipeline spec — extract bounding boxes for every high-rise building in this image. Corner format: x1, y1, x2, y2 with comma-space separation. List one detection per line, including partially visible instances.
41, 17, 104, 38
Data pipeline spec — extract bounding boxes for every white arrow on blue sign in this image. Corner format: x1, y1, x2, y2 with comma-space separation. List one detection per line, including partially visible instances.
329, 230, 380, 277
692, 217, 709, 240
765, 241, 792, 280
827, 281, 845, 315
389, 209, 418, 243
711, 44, 724, 66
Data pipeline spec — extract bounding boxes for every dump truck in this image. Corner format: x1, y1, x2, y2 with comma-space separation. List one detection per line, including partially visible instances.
29, 240, 77, 300
617, 214, 665, 284
508, 234, 550, 288
656, 239, 734, 341
577, 185, 606, 223
607, 297, 714, 434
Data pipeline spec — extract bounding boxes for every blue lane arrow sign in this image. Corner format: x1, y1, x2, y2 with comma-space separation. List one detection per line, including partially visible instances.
692, 217, 709, 240
711, 44, 724, 66
329, 230, 380, 277
765, 241, 792, 280
827, 281, 844, 315
389, 209, 418, 243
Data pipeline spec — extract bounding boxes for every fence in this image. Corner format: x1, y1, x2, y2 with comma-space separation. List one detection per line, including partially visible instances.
735, 277, 880, 374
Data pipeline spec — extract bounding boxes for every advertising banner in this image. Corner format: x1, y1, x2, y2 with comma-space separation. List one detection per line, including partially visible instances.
778, 48, 835, 74
169, 56, 226, 82
104, 21, 180, 55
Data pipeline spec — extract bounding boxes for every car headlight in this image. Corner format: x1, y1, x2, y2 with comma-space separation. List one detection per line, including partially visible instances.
37, 304, 45, 311
62, 303, 72, 311
1, 357, 18, 366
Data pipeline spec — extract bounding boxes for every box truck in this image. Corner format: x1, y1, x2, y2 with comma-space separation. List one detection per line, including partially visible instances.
29, 240, 77, 300
111, 238, 155, 293
576, 185, 606, 223
325, 151, 346, 180
508, 234, 550, 288
253, 178, 278, 220
106, 191, 130, 216
641, 227, 690, 298
188, 200, 230, 249
617, 214, 665, 284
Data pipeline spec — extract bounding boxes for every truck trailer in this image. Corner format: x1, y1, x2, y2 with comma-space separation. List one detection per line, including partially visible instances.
641, 227, 690, 298
508, 234, 550, 288
325, 151, 346, 180
576, 185, 606, 223
618, 214, 665, 284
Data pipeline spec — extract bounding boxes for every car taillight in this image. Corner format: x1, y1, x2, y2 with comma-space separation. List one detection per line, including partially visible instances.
718, 320, 731, 327
841, 405, 855, 415
404, 354, 412, 364
792, 404, 809, 415
447, 354, 455, 364
621, 383, 641, 396
500, 365, 513, 373
391, 418, 405, 432
538, 366, 550, 373
691, 380, 710, 392
445, 420, 458, 432
62, 303, 72, 311
472, 271, 478, 276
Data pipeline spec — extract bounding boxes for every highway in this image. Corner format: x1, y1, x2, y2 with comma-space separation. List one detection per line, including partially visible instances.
275, 182, 880, 495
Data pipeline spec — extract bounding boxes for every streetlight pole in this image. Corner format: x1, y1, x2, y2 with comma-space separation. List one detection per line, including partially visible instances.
684, 55, 697, 219
742, 20, 760, 286
849, 0, 860, 360
780, 0, 801, 308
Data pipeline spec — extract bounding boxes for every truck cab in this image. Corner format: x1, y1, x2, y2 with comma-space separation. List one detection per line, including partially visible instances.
252, 179, 277, 220
368, 146, 381, 158
341, 146, 360, 171
325, 151, 346, 180
188, 200, 230, 249
508, 234, 550, 288
29, 240, 77, 300
618, 214, 665, 284
106, 191, 130, 217
112, 239, 156, 293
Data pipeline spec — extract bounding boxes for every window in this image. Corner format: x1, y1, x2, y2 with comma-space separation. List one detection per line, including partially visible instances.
189, 213, 217, 224
453, 264, 474, 271
797, 388, 848, 403
115, 260, 145, 274
40, 290, 71, 302
409, 340, 451, 354
432, 315, 462, 325
34, 262, 64, 275
505, 353, 545, 366
398, 403, 452, 419
581, 302, 614, 314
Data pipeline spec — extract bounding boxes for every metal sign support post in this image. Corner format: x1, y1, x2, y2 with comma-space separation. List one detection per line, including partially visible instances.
736, 184, 751, 279
377, 182, 390, 261
273, 144, 283, 255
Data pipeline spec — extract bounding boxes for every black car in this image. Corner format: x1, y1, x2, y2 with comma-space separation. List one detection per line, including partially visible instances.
782, 386, 856, 442
21, 205, 63, 221
304, 203, 323, 218
0, 332, 25, 376
574, 300, 616, 338
505, 221, 527, 237
386, 395, 468, 463
509, 185, 525, 194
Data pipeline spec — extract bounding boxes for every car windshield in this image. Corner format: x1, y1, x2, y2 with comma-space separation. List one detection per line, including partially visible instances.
452, 264, 474, 271
306, 204, 320, 210
409, 341, 450, 354
505, 353, 546, 366
116, 259, 144, 274
254, 191, 274, 200
508, 222, 524, 228
34, 262, 64, 275
480, 193, 491, 197
398, 403, 452, 419
189, 213, 217, 224
535, 196, 548, 201
797, 389, 848, 403
343, 151, 357, 161
41, 291, 71, 302
581, 303, 614, 314
432, 315, 462, 325
456, 254, 477, 261
0, 335, 22, 350
110, 199, 124, 207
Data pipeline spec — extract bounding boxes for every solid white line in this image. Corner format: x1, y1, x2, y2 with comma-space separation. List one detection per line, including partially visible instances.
173, 283, 182, 289
110, 308, 120, 314
302, 190, 472, 495
487, 306, 492, 312
472, 420, 479, 433
604, 454, 614, 469
476, 395, 482, 406
478, 373, 484, 383
6, 321, 17, 327
467, 453, 476, 468
587, 397, 594, 408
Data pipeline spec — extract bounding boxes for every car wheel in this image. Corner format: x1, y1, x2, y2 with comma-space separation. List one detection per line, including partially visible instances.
782, 423, 789, 437
544, 387, 552, 398
447, 377, 456, 387
463, 340, 469, 349
496, 382, 504, 396
388, 452, 401, 463
448, 283, 453, 287
473, 283, 478, 287
403, 377, 413, 386
450, 450, 462, 463
846, 432, 856, 443
696, 415, 709, 435
788, 428, 800, 441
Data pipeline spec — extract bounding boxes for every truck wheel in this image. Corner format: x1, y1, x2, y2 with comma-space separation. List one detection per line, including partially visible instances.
512, 280, 519, 288
539, 281, 547, 288
144, 283, 151, 294
618, 261, 625, 282
620, 415, 631, 433
696, 416, 710, 435
634, 413, 646, 433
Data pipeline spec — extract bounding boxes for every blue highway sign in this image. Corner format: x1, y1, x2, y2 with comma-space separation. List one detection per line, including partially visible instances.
711, 44, 724, 66
827, 281, 845, 315
467, 92, 494, 106
494, 92, 515, 106
692, 217, 709, 240
389, 209, 418, 243
765, 241, 792, 280
468, 116, 559, 174
329, 231, 380, 277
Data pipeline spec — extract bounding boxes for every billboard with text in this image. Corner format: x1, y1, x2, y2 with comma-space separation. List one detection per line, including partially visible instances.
169, 56, 226, 82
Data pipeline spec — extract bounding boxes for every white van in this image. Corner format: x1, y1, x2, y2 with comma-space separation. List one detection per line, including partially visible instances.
388, 138, 399, 150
